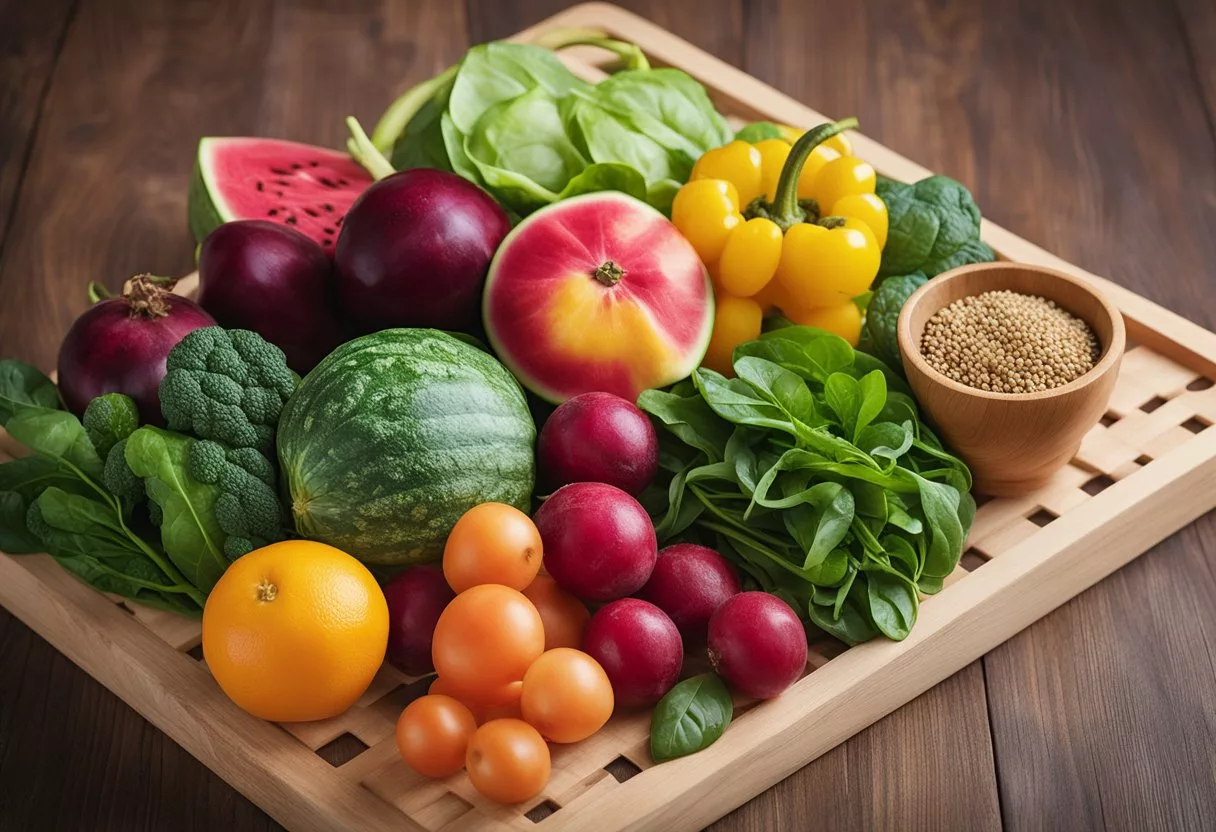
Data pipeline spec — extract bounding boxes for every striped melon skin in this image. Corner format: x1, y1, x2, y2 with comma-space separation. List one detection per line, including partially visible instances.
277, 329, 535, 565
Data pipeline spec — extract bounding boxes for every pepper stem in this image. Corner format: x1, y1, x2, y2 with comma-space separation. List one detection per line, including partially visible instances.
769, 117, 860, 230
593, 260, 626, 286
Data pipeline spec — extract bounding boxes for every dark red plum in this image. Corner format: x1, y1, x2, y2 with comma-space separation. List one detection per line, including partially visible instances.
537, 392, 659, 495
57, 277, 216, 424
198, 220, 346, 373
334, 169, 510, 333
382, 564, 456, 677
638, 543, 741, 643
708, 592, 807, 699
583, 598, 682, 707
532, 482, 657, 602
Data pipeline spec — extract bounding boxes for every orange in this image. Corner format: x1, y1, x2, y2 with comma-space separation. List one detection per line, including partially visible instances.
202, 540, 389, 722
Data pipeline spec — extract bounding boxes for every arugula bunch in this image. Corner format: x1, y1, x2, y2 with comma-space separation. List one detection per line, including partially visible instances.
638, 326, 975, 644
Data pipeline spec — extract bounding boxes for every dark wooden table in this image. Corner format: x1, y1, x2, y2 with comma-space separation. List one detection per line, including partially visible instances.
2, 0, 1214, 829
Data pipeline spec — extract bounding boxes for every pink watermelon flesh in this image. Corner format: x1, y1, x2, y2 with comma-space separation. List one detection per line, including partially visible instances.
192, 137, 373, 253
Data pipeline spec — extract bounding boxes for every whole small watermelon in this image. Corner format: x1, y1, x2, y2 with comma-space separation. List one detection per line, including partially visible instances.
277, 329, 535, 565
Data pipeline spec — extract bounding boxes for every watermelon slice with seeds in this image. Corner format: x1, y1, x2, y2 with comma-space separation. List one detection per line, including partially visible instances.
188, 137, 373, 255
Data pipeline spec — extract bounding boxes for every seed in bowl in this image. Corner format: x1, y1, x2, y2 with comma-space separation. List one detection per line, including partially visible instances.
920, 290, 1100, 394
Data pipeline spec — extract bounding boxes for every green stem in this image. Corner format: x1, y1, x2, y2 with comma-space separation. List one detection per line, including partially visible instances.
533, 28, 650, 71
769, 117, 859, 230
345, 116, 397, 181
86, 282, 114, 304
370, 65, 458, 154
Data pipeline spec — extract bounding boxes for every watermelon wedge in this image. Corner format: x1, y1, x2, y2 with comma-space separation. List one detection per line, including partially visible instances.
188, 137, 373, 254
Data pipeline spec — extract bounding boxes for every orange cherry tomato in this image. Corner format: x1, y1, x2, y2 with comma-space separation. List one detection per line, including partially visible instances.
430, 677, 524, 724
431, 585, 544, 697
443, 503, 543, 593
395, 695, 477, 778
466, 719, 552, 804
522, 574, 590, 651
520, 648, 614, 743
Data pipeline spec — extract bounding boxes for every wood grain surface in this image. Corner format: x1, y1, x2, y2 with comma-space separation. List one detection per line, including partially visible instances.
0, 1, 1213, 830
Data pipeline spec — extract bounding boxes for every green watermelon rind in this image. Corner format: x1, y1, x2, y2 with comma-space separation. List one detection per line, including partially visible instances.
276, 329, 537, 566
187, 139, 229, 244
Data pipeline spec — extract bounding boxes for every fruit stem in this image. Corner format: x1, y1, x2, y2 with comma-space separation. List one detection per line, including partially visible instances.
534, 28, 650, 71
124, 274, 174, 319
87, 281, 114, 304
370, 65, 458, 153
345, 116, 397, 181
593, 260, 626, 286
256, 579, 278, 602
768, 117, 859, 231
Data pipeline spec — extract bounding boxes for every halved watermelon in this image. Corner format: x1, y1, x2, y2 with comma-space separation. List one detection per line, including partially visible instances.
188, 137, 373, 254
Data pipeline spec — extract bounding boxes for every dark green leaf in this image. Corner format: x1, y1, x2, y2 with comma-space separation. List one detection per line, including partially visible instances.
864, 272, 928, 368
0, 491, 41, 553
0, 359, 61, 424
650, 673, 734, 761
5, 408, 104, 482
638, 388, 733, 462
863, 565, 919, 640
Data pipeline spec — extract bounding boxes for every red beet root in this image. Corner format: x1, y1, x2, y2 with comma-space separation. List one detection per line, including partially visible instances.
382, 565, 456, 676
335, 169, 510, 333
57, 277, 216, 424
708, 592, 807, 699
532, 482, 657, 601
537, 392, 659, 496
638, 543, 741, 643
583, 598, 682, 707
197, 220, 346, 373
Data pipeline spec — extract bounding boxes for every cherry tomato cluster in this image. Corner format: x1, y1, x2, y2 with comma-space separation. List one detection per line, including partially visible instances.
394, 502, 611, 805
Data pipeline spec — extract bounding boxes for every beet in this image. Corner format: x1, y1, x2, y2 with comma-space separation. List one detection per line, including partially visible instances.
57, 277, 216, 424
638, 544, 741, 643
708, 592, 807, 699
583, 598, 682, 707
335, 169, 510, 333
537, 392, 659, 495
382, 565, 456, 677
532, 482, 657, 602
197, 220, 346, 373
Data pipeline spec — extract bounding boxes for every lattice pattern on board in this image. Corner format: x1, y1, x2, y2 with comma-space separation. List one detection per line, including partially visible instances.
32, 343, 1215, 830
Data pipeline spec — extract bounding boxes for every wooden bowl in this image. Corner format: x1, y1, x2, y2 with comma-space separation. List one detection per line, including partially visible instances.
897, 262, 1126, 496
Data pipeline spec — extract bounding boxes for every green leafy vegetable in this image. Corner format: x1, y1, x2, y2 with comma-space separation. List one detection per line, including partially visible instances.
187, 439, 285, 558
877, 175, 982, 278
865, 272, 928, 367
0, 359, 62, 422
650, 673, 734, 761
734, 122, 785, 142
639, 327, 974, 644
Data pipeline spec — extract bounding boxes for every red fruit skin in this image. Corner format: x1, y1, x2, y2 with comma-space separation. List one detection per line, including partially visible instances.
57, 292, 216, 424
198, 220, 346, 373
532, 482, 657, 601
382, 565, 456, 676
537, 392, 659, 496
638, 544, 741, 643
583, 598, 683, 707
335, 169, 510, 333
708, 592, 808, 700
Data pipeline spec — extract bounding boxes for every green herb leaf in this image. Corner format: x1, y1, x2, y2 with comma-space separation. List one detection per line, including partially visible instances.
862, 564, 920, 640
650, 673, 734, 761
0, 359, 61, 424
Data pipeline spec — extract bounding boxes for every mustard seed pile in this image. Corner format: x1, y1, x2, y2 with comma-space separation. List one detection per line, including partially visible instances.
920, 290, 1100, 393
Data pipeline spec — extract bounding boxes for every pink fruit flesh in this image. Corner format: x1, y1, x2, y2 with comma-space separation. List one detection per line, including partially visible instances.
198, 220, 346, 373
200, 137, 372, 254
483, 192, 714, 403
381, 564, 456, 677
335, 169, 510, 333
57, 281, 216, 424
708, 592, 807, 700
638, 543, 741, 643
532, 482, 657, 602
537, 392, 659, 496
583, 598, 682, 707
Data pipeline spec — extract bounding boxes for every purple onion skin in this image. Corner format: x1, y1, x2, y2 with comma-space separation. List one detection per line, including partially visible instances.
57, 287, 216, 425
198, 220, 347, 373
335, 169, 510, 333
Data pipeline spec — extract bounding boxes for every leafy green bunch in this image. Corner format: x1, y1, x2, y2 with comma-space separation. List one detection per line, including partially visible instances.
638, 326, 975, 644
369, 36, 733, 217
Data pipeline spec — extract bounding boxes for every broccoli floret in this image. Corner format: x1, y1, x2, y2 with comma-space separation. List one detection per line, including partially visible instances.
103, 437, 146, 506
160, 328, 296, 457
187, 439, 285, 559
83, 393, 140, 458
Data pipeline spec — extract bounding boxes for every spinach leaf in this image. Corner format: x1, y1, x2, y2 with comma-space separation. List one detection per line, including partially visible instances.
759, 327, 855, 382
447, 42, 586, 134
5, 408, 104, 482
125, 427, 228, 593
694, 368, 797, 435
865, 272, 928, 368
877, 175, 981, 278
925, 237, 996, 278
734, 357, 816, 424
0, 491, 41, 553
591, 68, 732, 164
862, 563, 919, 640
808, 577, 879, 645
650, 673, 734, 761
0, 360, 61, 422
638, 388, 732, 461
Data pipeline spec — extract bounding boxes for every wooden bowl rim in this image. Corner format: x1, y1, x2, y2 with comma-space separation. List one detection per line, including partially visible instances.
896, 261, 1127, 402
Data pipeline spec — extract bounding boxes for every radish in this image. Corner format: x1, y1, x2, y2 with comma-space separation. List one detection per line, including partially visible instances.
536, 392, 659, 496
532, 482, 657, 601
708, 592, 807, 699
583, 598, 682, 707
638, 543, 741, 643
382, 565, 455, 676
